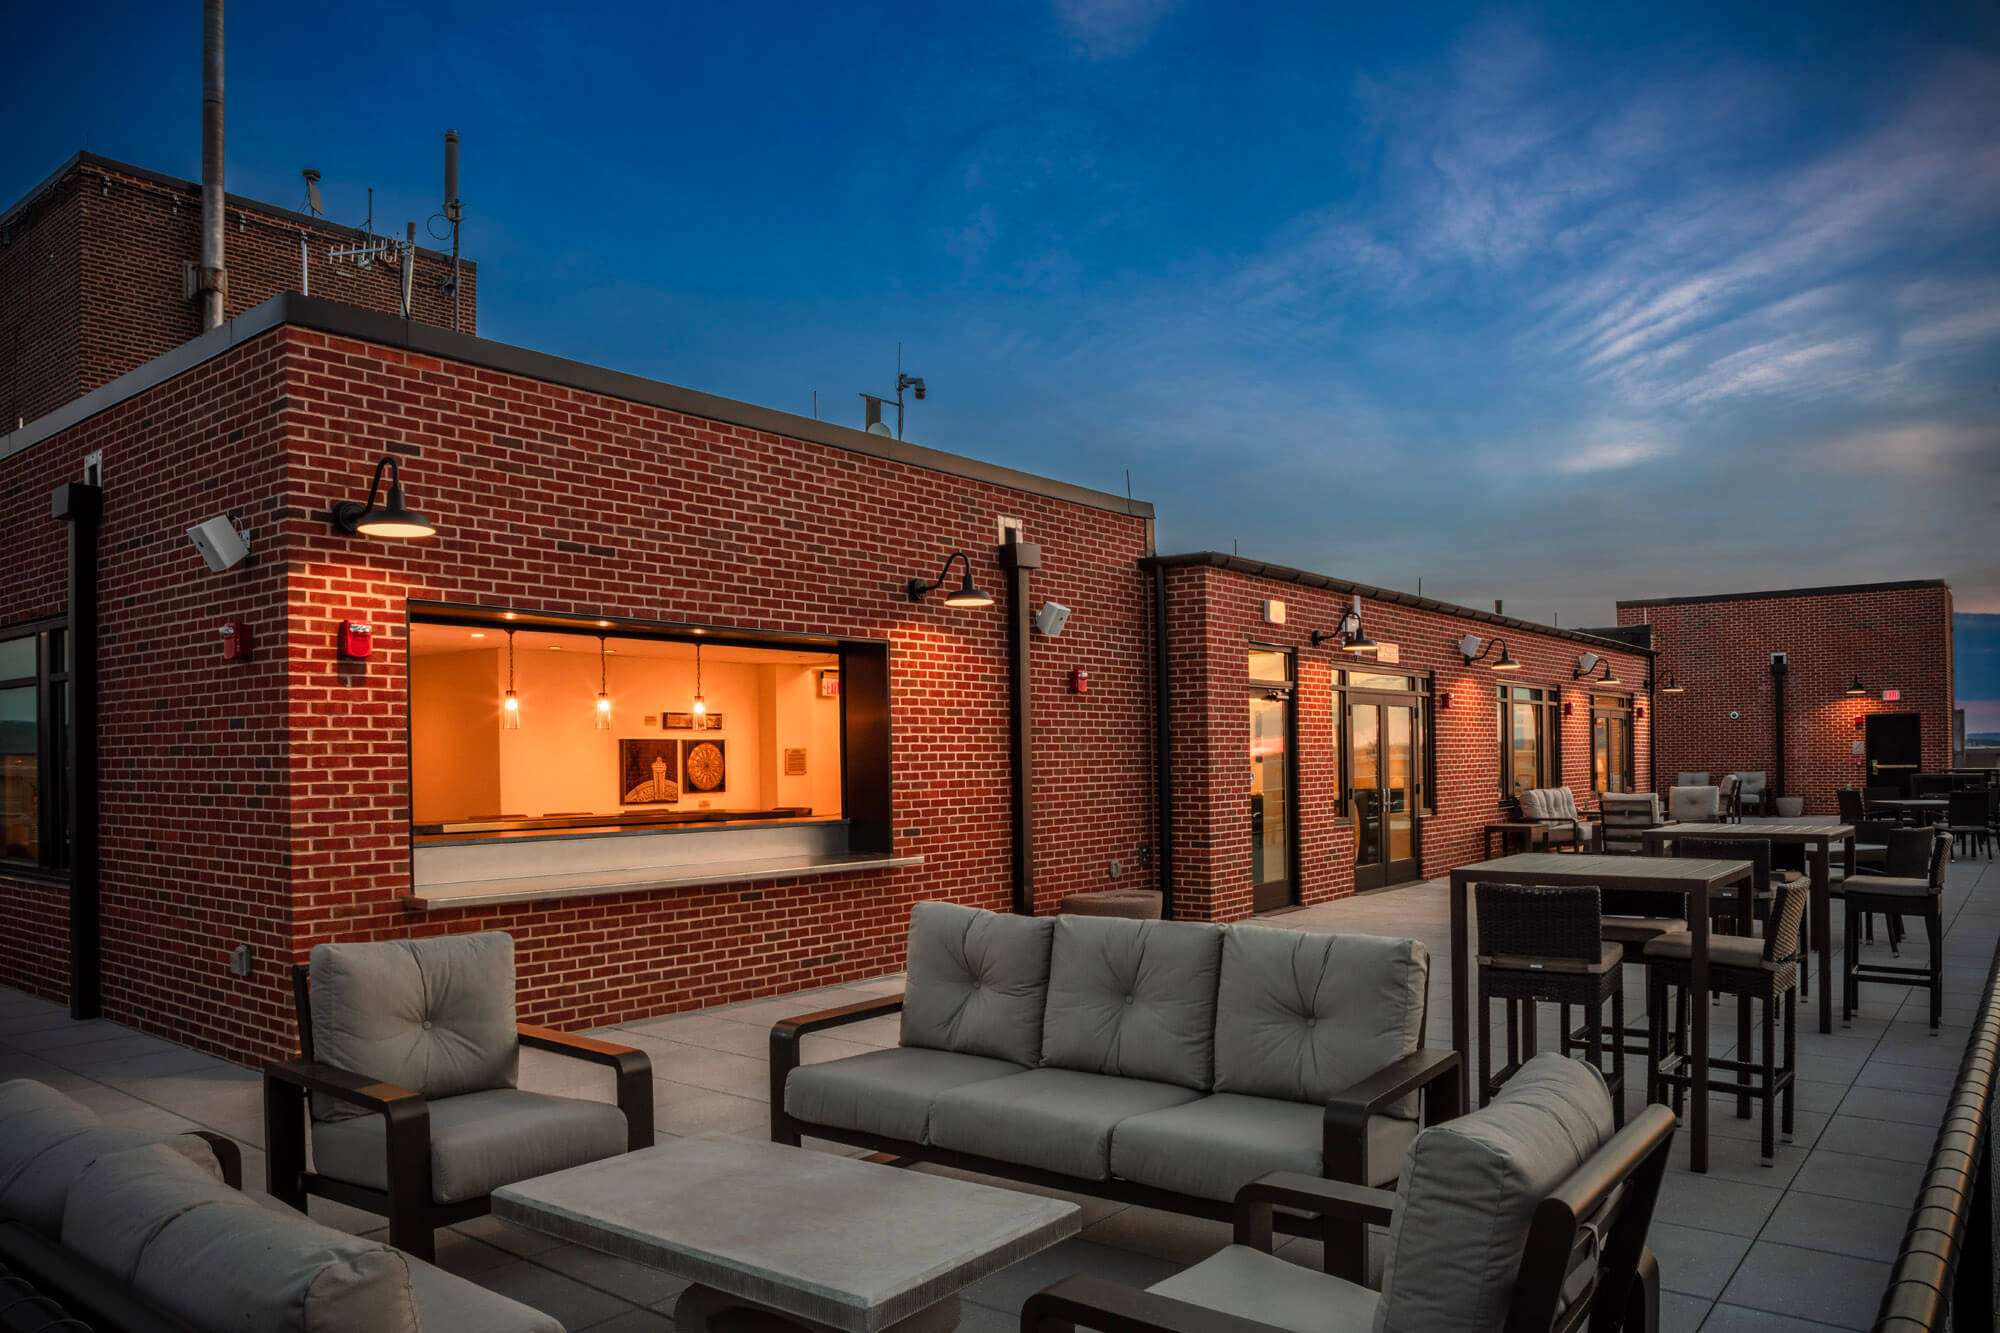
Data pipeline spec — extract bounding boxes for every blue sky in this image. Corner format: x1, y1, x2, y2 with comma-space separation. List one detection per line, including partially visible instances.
7, 1, 1998, 709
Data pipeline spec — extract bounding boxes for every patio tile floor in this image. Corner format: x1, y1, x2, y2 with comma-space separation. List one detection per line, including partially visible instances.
0, 828, 1987, 1330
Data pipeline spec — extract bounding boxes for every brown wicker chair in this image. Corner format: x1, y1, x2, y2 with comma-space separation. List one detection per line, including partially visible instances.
1475, 883, 1625, 1125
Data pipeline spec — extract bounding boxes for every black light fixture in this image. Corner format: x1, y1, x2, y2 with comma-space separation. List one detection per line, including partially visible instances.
330, 456, 437, 539
1660, 673, 1685, 694
1574, 652, 1620, 686
1310, 594, 1379, 654
907, 552, 994, 608
501, 630, 522, 729
595, 635, 612, 730
1845, 674, 1867, 696
1460, 634, 1520, 671
691, 640, 708, 725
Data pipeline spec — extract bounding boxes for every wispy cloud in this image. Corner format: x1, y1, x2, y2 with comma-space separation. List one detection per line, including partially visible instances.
1556, 438, 1673, 474
1053, 0, 1177, 59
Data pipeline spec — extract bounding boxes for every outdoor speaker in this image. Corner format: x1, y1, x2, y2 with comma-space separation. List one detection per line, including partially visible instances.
188, 515, 250, 572
1035, 602, 1072, 637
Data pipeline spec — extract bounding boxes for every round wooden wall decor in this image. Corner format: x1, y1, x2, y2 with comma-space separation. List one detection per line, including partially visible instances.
685, 741, 725, 792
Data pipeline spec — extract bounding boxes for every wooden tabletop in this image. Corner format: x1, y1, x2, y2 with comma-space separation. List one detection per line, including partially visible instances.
1644, 822, 1854, 843
1453, 852, 1751, 888
1872, 798, 1947, 810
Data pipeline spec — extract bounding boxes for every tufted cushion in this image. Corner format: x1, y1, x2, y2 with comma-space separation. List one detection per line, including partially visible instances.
1040, 915, 1225, 1090
1212, 928, 1428, 1117
0, 1080, 222, 1237
1668, 786, 1720, 823
308, 932, 519, 1121
900, 902, 1056, 1067
1375, 1053, 1615, 1333
65, 1142, 421, 1332
1516, 789, 1554, 822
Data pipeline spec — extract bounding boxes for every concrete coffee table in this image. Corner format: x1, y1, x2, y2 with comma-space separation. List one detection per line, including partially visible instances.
492, 1134, 1080, 1333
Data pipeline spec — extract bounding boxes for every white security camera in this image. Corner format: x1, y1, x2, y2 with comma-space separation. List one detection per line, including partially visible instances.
1035, 602, 1072, 637
188, 515, 250, 572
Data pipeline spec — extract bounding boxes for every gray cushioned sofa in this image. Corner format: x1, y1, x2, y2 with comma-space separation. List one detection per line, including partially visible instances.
772, 904, 1459, 1282
0, 1077, 561, 1332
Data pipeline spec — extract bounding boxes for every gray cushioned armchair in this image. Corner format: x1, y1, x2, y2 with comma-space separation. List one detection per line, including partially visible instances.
264, 932, 653, 1260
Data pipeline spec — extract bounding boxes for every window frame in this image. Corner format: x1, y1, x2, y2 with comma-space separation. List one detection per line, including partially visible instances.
0, 618, 70, 877
1245, 643, 1300, 910
1591, 692, 1636, 795
1333, 667, 1435, 818
1496, 682, 1562, 803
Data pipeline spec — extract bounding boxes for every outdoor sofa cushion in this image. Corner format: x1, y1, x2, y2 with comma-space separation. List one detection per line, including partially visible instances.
64, 1141, 422, 1332
1149, 1241, 1382, 1332
785, 1046, 1026, 1143
0, 1079, 222, 1237
1040, 915, 1225, 1090
1374, 1052, 1616, 1333
308, 931, 519, 1122
900, 901, 1056, 1067
408, 1254, 565, 1333
311, 1086, 629, 1204
1668, 786, 1720, 822
926, 1067, 1200, 1179
1109, 1092, 1416, 1197
1211, 928, 1428, 1118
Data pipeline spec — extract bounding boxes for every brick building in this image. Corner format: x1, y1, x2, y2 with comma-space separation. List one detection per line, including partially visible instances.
1619, 581, 1955, 812
0, 152, 473, 431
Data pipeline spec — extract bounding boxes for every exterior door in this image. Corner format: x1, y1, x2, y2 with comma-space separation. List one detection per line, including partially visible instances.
1865, 713, 1923, 795
1350, 696, 1421, 891
1249, 694, 1294, 911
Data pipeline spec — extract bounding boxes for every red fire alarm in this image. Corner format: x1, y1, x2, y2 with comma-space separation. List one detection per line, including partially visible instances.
1635, 703, 1645, 720
1069, 667, 1089, 694
1438, 691, 1453, 711
1562, 700, 1575, 717
219, 622, 251, 662
1854, 715, 1866, 730
337, 621, 374, 659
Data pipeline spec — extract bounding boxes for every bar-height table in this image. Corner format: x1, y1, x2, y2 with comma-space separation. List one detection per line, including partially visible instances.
1642, 821, 1854, 1036
1448, 852, 1753, 1172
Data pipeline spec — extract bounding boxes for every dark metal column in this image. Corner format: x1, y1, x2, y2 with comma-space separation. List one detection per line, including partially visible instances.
1771, 656, 1788, 800
999, 535, 1041, 916
52, 483, 102, 1020
1153, 564, 1175, 919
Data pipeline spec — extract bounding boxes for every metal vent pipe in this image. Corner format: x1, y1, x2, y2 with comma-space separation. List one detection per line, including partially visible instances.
199, 0, 226, 330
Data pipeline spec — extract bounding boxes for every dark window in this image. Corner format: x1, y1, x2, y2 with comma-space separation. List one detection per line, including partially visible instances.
1592, 694, 1634, 794
0, 623, 69, 873
1497, 684, 1560, 800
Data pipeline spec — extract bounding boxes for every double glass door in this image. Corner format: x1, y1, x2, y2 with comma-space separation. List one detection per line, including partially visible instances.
1349, 694, 1420, 891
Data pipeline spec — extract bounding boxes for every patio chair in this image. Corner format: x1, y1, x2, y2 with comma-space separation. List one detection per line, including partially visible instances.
1843, 829, 1952, 1031
1646, 883, 1805, 1161
1717, 775, 1743, 822
1515, 786, 1596, 851
1675, 835, 1773, 936
1597, 792, 1666, 856
1020, 1053, 1674, 1333
1837, 788, 1866, 826
1946, 790, 1993, 860
1732, 771, 1767, 817
1676, 771, 1711, 788
1475, 884, 1625, 1125
1668, 785, 1720, 823
264, 932, 654, 1260
1911, 773, 1954, 798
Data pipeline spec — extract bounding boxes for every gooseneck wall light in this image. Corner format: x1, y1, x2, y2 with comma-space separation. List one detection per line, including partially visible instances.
502, 631, 522, 729
1460, 634, 1520, 671
1845, 674, 1867, 696
1574, 652, 1620, 686
329, 456, 437, 539
907, 552, 994, 608
1659, 674, 1685, 694
1310, 595, 1379, 655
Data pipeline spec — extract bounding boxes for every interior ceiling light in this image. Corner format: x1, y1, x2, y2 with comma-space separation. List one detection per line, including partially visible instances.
692, 640, 707, 723
596, 635, 612, 729
329, 456, 437, 539
502, 630, 521, 729
907, 551, 994, 608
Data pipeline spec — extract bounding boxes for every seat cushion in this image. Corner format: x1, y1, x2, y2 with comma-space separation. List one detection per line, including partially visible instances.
1149, 1244, 1380, 1333
785, 1046, 1026, 1143
408, 1250, 564, 1333
1212, 928, 1428, 1117
312, 1088, 629, 1204
64, 1141, 422, 1332
1599, 917, 1687, 945
1376, 1053, 1615, 1333
1041, 916, 1224, 1089
927, 1067, 1200, 1179
1846, 875, 1937, 899
0, 1080, 222, 1237
1110, 1093, 1414, 1198
1643, 932, 1773, 968
899, 902, 1055, 1067
309, 931, 519, 1121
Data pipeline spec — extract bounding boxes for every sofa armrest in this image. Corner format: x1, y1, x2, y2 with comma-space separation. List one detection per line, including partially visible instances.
768, 994, 905, 1146
1022, 1273, 1279, 1333
1231, 1172, 1398, 1254
518, 1025, 654, 1151
1322, 1046, 1463, 1169
188, 1130, 243, 1190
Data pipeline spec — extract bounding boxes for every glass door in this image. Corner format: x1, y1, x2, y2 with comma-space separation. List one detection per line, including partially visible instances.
1350, 695, 1422, 891
1249, 693, 1294, 912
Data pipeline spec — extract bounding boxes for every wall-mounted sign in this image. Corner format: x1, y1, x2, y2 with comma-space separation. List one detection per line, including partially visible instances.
1882, 688, 1901, 702
784, 748, 808, 776
818, 669, 841, 698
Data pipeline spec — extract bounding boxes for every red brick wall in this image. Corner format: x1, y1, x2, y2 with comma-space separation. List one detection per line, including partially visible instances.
1165, 566, 1653, 922
0, 334, 296, 1056
3, 317, 1153, 1063
1, 159, 475, 430
1619, 585, 1954, 812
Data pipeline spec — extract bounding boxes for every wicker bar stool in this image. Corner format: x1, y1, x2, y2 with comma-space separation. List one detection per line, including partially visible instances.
1475, 882, 1626, 1126
1844, 828, 1952, 1031
1645, 883, 1806, 1162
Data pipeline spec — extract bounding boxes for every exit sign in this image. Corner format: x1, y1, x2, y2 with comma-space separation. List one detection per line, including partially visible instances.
1882, 688, 1901, 702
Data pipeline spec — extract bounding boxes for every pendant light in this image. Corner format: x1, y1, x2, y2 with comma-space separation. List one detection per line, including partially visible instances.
595, 635, 612, 729
691, 640, 707, 727
502, 630, 522, 729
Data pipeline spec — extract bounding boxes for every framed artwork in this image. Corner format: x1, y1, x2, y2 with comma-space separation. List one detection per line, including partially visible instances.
818, 669, 841, 698
683, 739, 726, 794
618, 740, 681, 804
663, 712, 695, 730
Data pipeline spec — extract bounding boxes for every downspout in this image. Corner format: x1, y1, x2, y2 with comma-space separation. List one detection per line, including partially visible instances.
999, 533, 1041, 915
53, 483, 102, 1019
1153, 564, 1175, 919
199, 0, 226, 330
1772, 656, 1788, 800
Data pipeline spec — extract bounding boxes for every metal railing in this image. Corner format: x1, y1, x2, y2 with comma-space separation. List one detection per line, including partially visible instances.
1875, 936, 2000, 1329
